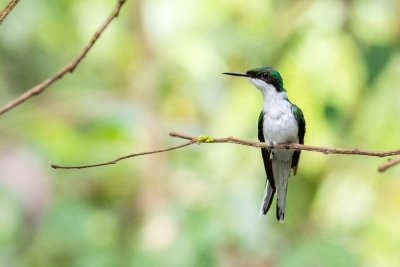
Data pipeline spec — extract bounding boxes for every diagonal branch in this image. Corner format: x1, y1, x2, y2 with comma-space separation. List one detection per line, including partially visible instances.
0, 0, 20, 25
51, 131, 400, 172
0, 0, 126, 116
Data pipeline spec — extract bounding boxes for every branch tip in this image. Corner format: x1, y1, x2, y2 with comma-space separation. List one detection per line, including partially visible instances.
0, 0, 127, 116
0, 0, 21, 25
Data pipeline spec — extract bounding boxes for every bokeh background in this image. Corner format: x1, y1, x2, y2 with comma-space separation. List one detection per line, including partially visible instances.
1, 0, 400, 266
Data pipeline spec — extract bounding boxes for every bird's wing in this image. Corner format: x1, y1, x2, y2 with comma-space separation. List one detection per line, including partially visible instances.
258, 111, 275, 189
258, 111, 276, 215
290, 104, 306, 175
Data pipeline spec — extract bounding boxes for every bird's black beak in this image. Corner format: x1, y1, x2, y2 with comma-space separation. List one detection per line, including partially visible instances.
222, 72, 248, 77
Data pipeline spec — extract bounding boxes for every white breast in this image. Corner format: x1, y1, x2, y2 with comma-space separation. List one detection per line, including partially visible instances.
262, 103, 299, 144
248, 78, 299, 161
247, 79, 299, 145
262, 93, 298, 161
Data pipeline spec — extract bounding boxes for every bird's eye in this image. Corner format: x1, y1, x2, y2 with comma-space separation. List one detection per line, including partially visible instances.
262, 72, 269, 78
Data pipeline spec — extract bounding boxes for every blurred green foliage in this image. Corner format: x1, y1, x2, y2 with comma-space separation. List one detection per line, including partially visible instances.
1, 0, 400, 266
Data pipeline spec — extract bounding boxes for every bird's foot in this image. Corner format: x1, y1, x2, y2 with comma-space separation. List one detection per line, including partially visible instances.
285, 142, 290, 150
269, 141, 277, 148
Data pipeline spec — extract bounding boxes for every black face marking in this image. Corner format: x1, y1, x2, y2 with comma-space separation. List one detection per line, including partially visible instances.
222, 66, 285, 92
246, 66, 284, 92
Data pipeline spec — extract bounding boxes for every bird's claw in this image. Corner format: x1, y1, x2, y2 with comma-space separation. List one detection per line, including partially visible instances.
285, 142, 290, 149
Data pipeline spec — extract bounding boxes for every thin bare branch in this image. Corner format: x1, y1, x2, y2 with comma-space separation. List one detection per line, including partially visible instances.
0, 0, 20, 25
169, 132, 400, 157
51, 140, 196, 169
52, 131, 400, 172
0, 0, 126, 116
378, 156, 400, 172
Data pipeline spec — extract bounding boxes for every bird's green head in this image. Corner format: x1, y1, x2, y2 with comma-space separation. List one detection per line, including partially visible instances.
222, 66, 285, 92
246, 66, 284, 92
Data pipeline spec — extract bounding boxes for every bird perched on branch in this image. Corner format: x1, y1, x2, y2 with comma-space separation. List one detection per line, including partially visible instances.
223, 66, 306, 222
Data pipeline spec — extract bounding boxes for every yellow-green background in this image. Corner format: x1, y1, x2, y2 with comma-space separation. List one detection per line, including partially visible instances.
1, 0, 400, 266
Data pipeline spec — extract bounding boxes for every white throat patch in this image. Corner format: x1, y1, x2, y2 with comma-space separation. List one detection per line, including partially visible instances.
247, 78, 277, 94
247, 77, 287, 100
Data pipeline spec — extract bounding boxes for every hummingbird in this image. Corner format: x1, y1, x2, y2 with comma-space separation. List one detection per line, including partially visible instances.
223, 66, 305, 222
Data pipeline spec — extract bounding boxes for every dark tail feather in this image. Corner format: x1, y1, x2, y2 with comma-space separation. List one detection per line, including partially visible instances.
259, 180, 275, 216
